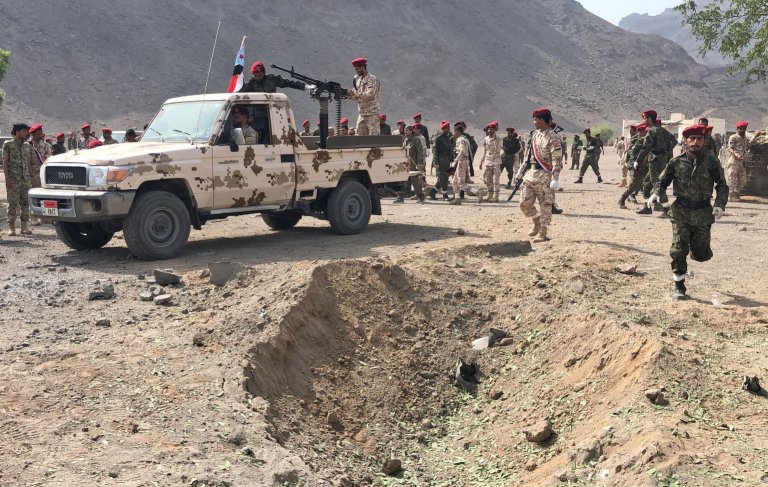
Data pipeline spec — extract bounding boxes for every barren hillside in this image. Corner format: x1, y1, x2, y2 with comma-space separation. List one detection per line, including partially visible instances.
0, 0, 765, 135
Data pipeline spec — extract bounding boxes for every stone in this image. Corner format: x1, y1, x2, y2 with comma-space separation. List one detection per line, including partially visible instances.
573, 382, 588, 392
153, 269, 181, 286
153, 294, 173, 305
618, 265, 637, 275
456, 228, 466, 235
88, 283, 115, 301
327, 411, 341, 427
570, 438, 602, 465
421, 418, 433, 429
498, 337, 514, 347
371, 262, 384, 270
139, 291, 154, 302
208, 261, 246, 286
382, 458, 402, 476
569, 280, 585, 294
490, 389, 504, 400
644, 388, 669, 406
95, 318, 111, 327
523, 419, 553, 443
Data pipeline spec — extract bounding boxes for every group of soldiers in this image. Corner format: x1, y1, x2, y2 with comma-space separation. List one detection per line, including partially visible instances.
1, 122, 138, 238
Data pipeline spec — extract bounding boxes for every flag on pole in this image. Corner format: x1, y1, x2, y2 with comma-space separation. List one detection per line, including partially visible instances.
227, 36, 247, 93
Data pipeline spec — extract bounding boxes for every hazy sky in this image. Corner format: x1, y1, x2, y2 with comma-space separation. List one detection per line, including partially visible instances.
579, 0, 680, 25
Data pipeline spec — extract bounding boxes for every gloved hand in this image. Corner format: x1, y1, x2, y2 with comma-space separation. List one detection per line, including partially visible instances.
633, 161, 639, 170
305, 84, 317, 93
646, 194, 660, 208
549, 179, 559, 190
713, 207, 724, 221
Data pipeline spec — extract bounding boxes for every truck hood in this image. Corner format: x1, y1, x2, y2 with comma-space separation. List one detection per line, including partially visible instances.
46, 142, 209, 166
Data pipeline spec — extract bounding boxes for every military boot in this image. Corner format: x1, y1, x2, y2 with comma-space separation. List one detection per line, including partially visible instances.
489, 193, 499, 203
393, 196, 405, 204
574, 177, 583, 184
653, 202, 664, 212
533, 226, 550, 243
478, 191, 486, 204
628, 194, 638, 204
460, 190, 465, 200
619, 196, 628, 209
505, 181, 512, 190
449, 197, 462, 206
20, 221, 32, 235
442, 192, 450, 201
551, 205, 563, 214
597, 176, 603, 183
619, 178, 627, 187
7, 221, 16, 236
673, 279, 687, 300
636, 206, 652, 215
428, 188, 438, 200
528, 216, 541, 237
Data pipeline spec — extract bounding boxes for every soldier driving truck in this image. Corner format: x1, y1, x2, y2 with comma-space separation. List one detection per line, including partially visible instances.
28, 81, 409, 260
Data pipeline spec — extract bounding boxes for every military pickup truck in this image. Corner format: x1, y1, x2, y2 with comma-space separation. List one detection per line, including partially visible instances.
29, 92, 408, 260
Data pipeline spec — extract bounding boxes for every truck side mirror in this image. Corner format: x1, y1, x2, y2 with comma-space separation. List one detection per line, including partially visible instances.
230, 128, 245, 152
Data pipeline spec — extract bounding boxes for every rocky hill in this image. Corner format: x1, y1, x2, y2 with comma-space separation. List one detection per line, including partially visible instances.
619, 3, 730, 68
0, 0, 764, 136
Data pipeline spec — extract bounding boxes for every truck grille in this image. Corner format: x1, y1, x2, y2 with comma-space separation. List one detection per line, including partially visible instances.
46, 166, 87, 186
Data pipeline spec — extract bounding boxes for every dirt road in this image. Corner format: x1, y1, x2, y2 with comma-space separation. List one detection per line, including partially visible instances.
1, 152, 767, 486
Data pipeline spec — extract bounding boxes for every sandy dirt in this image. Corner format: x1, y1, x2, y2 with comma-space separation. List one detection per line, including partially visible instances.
1, 151, 767, 486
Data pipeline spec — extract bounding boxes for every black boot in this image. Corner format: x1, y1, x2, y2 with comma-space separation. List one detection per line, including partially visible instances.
552, 205, 563, 214
505, 181, 512, 189
673, 280, 687, 300
442, 192, 450, 201
597, 176, 603, 183
428, 188, 437, 200
636, 206, 652, 215
574, 177, 583, 184
619, 197, 628, 209
460, 190, 465, 200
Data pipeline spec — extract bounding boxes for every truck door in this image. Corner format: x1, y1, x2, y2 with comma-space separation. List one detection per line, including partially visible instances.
211, 104, 291, 209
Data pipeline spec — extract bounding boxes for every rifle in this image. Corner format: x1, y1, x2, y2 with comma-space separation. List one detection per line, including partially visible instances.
507, 124, 564, 202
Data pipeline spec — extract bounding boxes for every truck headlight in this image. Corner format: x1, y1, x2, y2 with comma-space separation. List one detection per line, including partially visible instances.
89, 168, 107, 187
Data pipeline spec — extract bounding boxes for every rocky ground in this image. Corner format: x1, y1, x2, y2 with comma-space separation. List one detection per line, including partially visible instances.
1, 153, 768, 486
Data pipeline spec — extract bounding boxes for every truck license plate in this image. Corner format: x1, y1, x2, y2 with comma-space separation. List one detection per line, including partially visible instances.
42, 200, 59, 216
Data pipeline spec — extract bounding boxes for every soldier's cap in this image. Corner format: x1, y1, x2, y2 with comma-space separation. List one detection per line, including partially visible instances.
250, 61, 265, 74
45, 137, 52, 143
81, 123, 91, 130
11, 123, 30, 134
351, 57, 367, 67
440, 120, 450, 129
641, 110, 657, 120
506, 127, 515, 133
378, 114, 387, 121
302, 119, 310, 126
682, 124, 708, 138
735, 120, 749, 129
454, 121, 467, 128
583, 128, 591, 134
102, 127, 112, 134
484, 121, 499, 130
412, 113, 422, 120
29, 123, 43, 133
88, 139, 104, 149
396, 120, 405, 125
530, 107, 551, 119
55, 132, 65, 138
340, 118, 349, 125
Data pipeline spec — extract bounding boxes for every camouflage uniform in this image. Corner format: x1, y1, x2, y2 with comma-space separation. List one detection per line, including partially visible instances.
578, 135, 602, 180
29, 139, 52, 188
519, 128, 563, 233
103, 138, 119, 145
619, 133, 647, 206
52, 140, 67, 156
451, 135, 471, 194
239, 74, 305, 93
433, 131, 455, 194
379, 122, 392, 135
481, 134, 502, 196
652, 152, 728, 277
2, 139, 32, 225
403, 135, 425, 200
638, 125, 676, 204
349, 73, 380, 135
725, 133, 753, 197
570, 137, 582, 169
501, 134, 521, 184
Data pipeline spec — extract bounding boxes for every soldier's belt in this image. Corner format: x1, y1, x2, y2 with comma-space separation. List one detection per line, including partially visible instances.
673, 197, 711, 210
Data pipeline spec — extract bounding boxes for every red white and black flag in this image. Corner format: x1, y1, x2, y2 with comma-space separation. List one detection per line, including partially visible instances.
227, 36, 247, 93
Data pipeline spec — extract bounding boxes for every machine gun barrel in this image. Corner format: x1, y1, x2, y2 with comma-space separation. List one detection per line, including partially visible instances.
270, 64, 348, 100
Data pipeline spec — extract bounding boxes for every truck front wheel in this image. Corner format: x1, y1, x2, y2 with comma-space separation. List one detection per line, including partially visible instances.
56, 222, 115, 251
326, 180, 372, 235
262, 211, 302, 230
123, 191, 191, 260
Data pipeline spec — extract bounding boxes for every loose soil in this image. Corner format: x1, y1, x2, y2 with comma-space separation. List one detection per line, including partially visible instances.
1, 153, 767, 486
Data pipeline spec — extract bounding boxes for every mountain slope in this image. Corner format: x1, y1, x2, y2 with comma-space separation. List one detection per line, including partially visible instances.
0, 0, 764, 135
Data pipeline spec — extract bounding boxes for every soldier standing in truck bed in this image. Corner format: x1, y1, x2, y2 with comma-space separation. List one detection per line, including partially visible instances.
346, 57, 381, 136
239, 61, 313, 94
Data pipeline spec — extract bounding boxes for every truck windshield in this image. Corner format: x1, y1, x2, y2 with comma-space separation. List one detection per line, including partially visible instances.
142, 100, 224, 143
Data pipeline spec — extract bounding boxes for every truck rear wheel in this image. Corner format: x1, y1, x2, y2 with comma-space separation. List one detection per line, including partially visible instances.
55, 222, 115, 251
262, 211, 302, 230
326, 180, 372, 235
123, 191, 191, 260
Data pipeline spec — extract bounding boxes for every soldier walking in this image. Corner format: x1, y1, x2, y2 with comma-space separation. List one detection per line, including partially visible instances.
347, 58, 381, 136
517, 108, 563, 242
395, 125, 425, 204
618, 123, 648, 208
575, 128, 602, 183
501, 128, 521, 189
479, 121, 502, 203
647, 124, 728, 300
635, 110, 676, 216
449, 124, 471, 205
726, 121, 764, 201
570, 134, 582, 169
430, 121, 454, 201
2, 123, 34, 236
